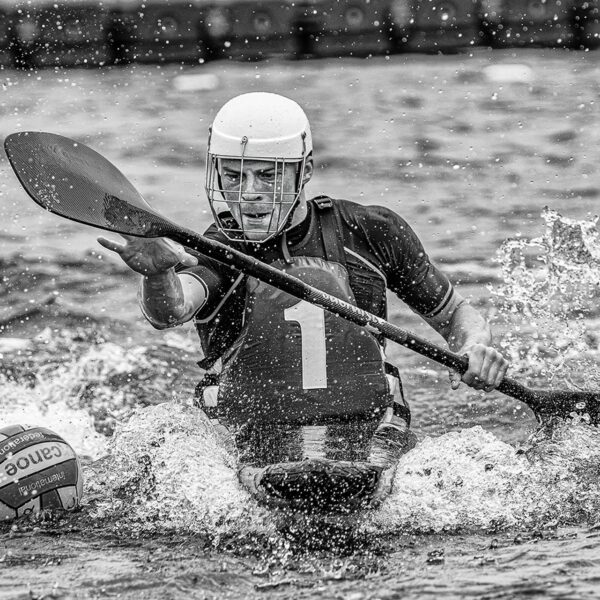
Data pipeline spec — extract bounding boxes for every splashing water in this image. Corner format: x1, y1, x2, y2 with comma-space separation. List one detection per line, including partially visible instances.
368, 421, 600, 534
2, 328, 196, 438
0, 327, 196, 458
77, 208, 600, 539
2, 210, 600, 542
491, 208, 600, 390
79, 403, 600, 539
0, 329, 115, 460
87, 403, 274, 538
1, 379, 107, 461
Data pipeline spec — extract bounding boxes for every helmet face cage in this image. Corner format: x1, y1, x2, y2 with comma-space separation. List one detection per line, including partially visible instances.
205, 134, 308, 244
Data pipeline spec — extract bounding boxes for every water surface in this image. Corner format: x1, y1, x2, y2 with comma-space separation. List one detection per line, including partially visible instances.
1, 49, 600, 599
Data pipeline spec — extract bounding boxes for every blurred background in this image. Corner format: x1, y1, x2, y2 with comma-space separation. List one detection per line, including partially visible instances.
3, 3, 600, 596
0, 0, 597, 69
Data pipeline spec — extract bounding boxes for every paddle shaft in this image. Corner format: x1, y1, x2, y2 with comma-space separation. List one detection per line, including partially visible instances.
5, 130, 594, 419
166, 226, 540, 407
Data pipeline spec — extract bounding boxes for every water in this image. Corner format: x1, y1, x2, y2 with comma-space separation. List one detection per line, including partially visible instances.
2, 49, 600, 598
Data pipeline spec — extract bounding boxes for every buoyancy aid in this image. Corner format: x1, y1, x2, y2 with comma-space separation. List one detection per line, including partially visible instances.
195, 197, 402, 425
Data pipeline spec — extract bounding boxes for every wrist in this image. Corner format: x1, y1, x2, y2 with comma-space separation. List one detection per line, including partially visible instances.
142, 267, 176, 282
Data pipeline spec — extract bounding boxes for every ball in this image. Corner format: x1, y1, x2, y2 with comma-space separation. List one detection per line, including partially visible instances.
0, 424, 83, 521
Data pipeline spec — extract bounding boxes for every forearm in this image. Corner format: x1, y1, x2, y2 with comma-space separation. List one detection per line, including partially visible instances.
139, 269, 188, 329
438, 302, 492, 352
438, 301, 507, 390
419, 288, 506, 390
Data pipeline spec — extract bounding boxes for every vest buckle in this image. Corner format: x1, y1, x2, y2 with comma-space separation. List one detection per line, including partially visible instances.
314, 196, 333, 210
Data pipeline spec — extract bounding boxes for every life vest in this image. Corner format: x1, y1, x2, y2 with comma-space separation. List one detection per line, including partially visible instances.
195, 197, 398, 425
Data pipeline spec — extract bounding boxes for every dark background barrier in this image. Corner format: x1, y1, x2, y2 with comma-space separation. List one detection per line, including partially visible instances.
480, 0, 575, 47
0, 0, 597, 70
7, 0, 110, 69
108, 0, 207, 65
201, 0, 295, 61
573, 0, 600, 47
294, 0, 394, 58
401, 0, 481, 52
0, 5, 11, 67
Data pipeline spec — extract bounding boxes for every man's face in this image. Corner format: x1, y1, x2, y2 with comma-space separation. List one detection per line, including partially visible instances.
218, 158, 299, 242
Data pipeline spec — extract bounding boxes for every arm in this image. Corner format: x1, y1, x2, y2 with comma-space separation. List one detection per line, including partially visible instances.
429, 297, 491, 351
426, 297, 508, 392
139, 270, 207, 329
356, 204, 508, 392
97, 234, 208, 329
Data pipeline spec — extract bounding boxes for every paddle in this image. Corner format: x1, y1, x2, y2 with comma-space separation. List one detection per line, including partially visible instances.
5, 131, 599, 424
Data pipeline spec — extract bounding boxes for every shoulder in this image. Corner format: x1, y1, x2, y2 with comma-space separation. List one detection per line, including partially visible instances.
325, 197, 417, 243
324, 198, 433, 278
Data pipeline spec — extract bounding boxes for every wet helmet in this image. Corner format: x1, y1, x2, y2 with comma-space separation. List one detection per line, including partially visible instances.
205, 92, 313, 243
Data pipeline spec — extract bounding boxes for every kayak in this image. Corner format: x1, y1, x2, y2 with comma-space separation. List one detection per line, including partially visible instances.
238, 431, 418, 513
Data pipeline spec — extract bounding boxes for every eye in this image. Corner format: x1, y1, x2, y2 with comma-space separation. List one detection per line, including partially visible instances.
259, 171, 276, 182
223, 172, 240, 182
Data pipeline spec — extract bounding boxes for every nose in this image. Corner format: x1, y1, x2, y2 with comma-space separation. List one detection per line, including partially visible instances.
240, 171, 262, 201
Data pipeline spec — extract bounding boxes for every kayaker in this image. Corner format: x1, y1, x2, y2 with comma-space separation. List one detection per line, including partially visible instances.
97, 92, 509, 508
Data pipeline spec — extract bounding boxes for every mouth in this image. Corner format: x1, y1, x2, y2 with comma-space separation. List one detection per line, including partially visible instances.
242, 210, 272, 221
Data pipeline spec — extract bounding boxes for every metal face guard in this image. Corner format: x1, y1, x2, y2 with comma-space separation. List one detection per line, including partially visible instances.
205, 134, 308, 243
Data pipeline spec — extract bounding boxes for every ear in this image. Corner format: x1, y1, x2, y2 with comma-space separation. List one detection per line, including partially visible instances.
302, 156, 314, 187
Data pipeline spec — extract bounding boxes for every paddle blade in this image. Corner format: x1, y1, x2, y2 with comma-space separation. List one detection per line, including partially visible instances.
4, 131, 169, 237
529, 389, 600, 424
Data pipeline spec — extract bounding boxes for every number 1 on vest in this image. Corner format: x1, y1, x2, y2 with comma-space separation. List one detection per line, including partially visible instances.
284, 300, 327, 389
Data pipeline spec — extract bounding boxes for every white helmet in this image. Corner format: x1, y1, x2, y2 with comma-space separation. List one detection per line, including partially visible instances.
205, 92, 313, 243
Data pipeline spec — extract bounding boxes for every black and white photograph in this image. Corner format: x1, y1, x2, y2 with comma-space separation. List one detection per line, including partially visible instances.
1, 0, 600, 597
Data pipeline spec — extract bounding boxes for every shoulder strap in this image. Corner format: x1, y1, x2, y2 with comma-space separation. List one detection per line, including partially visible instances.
312, 196, 347, 269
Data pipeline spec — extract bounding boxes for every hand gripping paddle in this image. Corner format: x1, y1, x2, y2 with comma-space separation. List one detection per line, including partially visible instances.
5, 131, 600, 424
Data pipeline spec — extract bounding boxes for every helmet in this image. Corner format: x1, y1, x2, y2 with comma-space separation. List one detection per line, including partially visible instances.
205, 92, 313, 243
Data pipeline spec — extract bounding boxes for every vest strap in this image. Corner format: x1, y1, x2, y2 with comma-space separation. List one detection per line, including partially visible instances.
280, 231, 294, 265
312, 196, 347, 269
